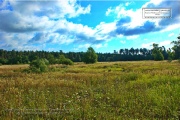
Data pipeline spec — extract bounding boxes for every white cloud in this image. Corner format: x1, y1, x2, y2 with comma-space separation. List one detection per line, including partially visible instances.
141, 40, 172, 50
105, 7, 112, 16
126, 35, 139, 40
159, 40, 171, 46
142, 42, 154, 49
168, 33, 174, 37
142, 0, 163, 8
95, 22, 116, 39
160, 22, 180, 33
105, 4, 147, 28
0, 0, 93, 50
1, 0, 179, 51
93, 43, 108, 49
93, 44, 103, 49
117, 34, 124, 38
10, 0, 91, 18
77, 43, 91, 49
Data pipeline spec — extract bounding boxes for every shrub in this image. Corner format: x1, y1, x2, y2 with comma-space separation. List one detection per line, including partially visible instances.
57, 55, 74, 65
62, 58, 74, 65
29, 58, 49, 73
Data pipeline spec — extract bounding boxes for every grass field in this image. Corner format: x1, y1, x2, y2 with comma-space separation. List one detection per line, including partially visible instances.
0, 61, 180, 119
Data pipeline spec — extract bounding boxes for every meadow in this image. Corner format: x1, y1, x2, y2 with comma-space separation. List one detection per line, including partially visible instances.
0, 61, 179, 119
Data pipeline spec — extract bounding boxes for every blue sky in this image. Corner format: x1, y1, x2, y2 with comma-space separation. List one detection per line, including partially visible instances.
0, 0, 180, 53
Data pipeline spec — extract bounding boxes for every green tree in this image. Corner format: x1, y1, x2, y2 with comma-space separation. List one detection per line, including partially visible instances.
171, 35, 180, 59
152, 43, 164, 61
83, 47, 98, 64
167, 49, 174, 62
29, 58, 49, 73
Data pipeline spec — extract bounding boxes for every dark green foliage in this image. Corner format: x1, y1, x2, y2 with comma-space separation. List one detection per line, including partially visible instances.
29, 59, 49, 73
62, 58, 74, 65
58, 55, 74, 65
47, 54, 56, 64
153, 51, 164, 61
83, 47, 98, 64
167, 50, 174, 62
0, 58, 8, 64
152, 43, 164, 61
171, 35, 180, 59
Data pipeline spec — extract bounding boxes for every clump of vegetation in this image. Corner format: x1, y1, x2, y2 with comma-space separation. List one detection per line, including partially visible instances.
167, 50, 174, 62
152, 43, 164, 61
58, 55, 74, 65
171, 35, 180, 59
29, 58, 49, 73
83, 47, 98, 64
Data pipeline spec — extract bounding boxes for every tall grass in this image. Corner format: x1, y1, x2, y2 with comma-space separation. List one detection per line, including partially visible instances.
0, 61, 179, 119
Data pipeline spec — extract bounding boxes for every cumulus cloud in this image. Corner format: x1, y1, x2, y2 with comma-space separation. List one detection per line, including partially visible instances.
0, 0, 179, 51
106, 0, 180, 36
0, 11, 54, 33
116, 16, 131, 26
0, 0, 92, 50
116, 21, 162, 36
8, 0, 91, 18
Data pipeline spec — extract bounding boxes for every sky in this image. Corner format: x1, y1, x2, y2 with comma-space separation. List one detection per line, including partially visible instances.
0, 0, 180, 53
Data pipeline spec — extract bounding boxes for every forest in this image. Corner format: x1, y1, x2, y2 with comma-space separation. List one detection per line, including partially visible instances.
0, 35, 179, 65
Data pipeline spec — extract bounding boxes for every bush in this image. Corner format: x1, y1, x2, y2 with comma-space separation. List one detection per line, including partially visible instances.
62, 58, 74, 65
83, 47, 98, 64
29, 59, 49, 73
57, 55, 74, 65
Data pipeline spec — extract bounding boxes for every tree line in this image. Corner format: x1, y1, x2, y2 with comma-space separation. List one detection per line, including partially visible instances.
0, 35, 179, 65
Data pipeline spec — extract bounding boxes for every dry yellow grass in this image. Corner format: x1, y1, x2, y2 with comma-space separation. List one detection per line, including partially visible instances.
0, 61, 179, 119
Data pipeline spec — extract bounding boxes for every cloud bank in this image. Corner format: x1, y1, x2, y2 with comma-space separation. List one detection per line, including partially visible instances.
0, 0, 179, 51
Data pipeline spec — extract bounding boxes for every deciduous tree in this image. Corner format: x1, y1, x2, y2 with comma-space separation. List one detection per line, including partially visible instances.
83, 47, 98, 64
